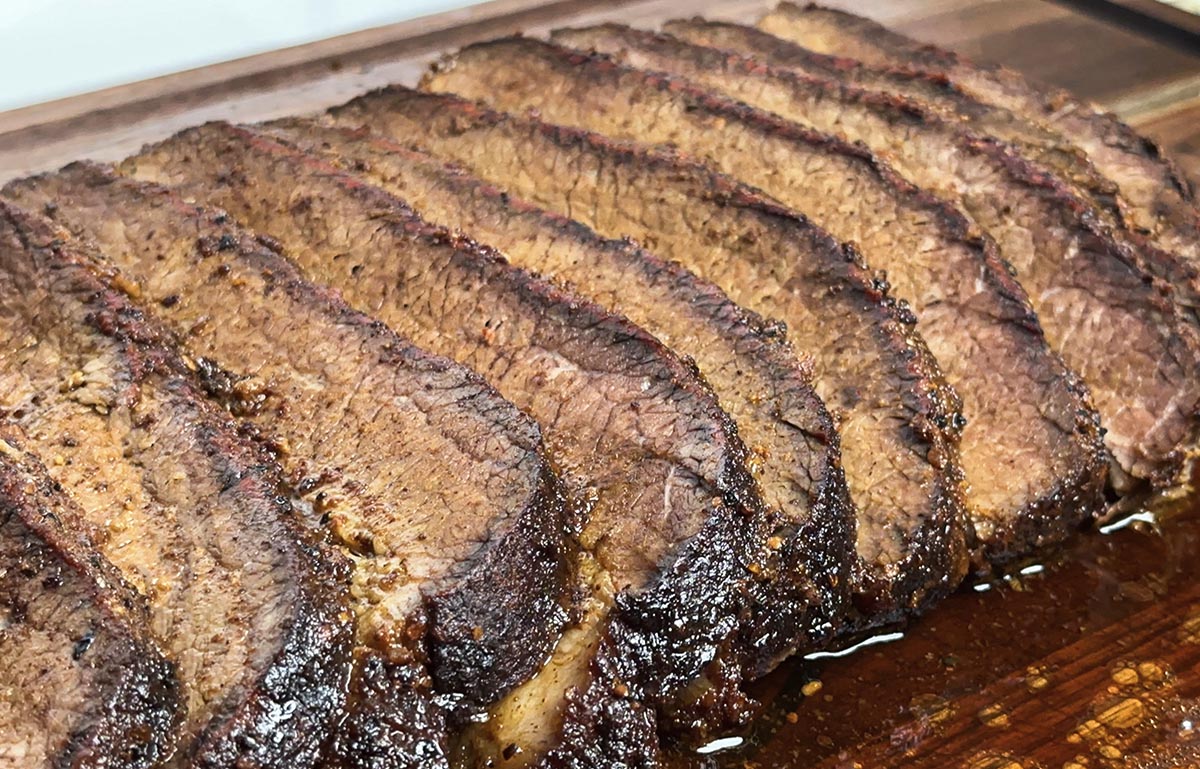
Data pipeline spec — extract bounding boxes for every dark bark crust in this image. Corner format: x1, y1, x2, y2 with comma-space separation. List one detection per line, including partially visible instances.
652, 18, 1200, 319
0, 426, 181, 769
5, 168, 575, 769
330, 86, 971, 630
803, 66, 1200, 488
0, 201, 357, 768
120, 123, 775, 762
257, 117, 855, 675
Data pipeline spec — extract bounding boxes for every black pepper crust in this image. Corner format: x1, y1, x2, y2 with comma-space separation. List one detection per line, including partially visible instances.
0, 200, 357, 768
334, 85, 971, 632
122, 122, 780, 762
0, 426, 181, 769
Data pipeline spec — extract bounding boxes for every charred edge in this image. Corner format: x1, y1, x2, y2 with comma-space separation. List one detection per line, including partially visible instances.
0, 431, 183, 769
550, 28, 1125, 234
429, 458, 575, 709
358, 87, 970, 619
663, 18, 974, 106
148, 124, 776, 750
637, 43, 1115, 547
652, 21, 1126, 222
519, 38, 1114, 535
175, 409, 356, 769
18, 161, 575, 713
1, 198, 359, 766
326, 648, 450, 769
264, 119, 852, 671
965, 134, 1200, 485
217, 122, 762, 511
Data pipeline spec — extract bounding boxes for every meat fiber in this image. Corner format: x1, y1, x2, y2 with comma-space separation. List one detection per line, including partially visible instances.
5, 168, 573, 769
0, 201, 353, 768
330, 86, 972, 631
260, 115, 854, 674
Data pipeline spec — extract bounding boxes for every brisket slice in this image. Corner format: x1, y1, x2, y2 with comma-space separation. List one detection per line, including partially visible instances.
757, 3, 1200, 266
415, 35, 1111, 555
0, 201, 353, 768
595, 24, 1200, 314
331, 87, 972, 628
0, 425, 179, 769
546, 27, 1114, 526
426, 35, 1198, 495
5, 166, 572, 769
654, 20, 1200, 316
124, 122, 773, 767
658, 18, 1126, 229
260, 117, 854, 674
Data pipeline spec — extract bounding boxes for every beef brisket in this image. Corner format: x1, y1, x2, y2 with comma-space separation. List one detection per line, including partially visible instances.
123, 131, 769, 767
656, 20, 1200, 312
0, 425, 179, 768
4, 166, 572, 769
423, 34, 1198, 495
0, 200, 353, 768
259, 116, 854, 674
564, 23, 1200, 303
329, 87, 971, 628
757, 3, 1200, 266
656, 18, 1126, 228
409, 35, 1113, 557
541, 26, 1114, 541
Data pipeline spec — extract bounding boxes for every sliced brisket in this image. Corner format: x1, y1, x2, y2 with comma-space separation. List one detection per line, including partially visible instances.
424, 34, 1198, 495
330, 87, 971, 627
657, 18, 1126, 228
259, 116, 854, 674
542, 25, 1115, 543
0, 200, 353, 768
653, 20, 1200, 314
122, 130, 771, 767
757, 3, 1200, 266
4, 166, 572, 769
0, 425, 179, 768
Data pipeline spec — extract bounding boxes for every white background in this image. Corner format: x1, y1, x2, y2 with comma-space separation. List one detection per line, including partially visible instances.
0, 0, 478, 111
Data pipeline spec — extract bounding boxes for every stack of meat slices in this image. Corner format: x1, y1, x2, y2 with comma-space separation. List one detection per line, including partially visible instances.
2, 5, 1198, 768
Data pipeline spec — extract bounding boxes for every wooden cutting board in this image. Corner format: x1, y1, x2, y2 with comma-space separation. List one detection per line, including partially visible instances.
3, 0, 1200, 184
2, 2, 1199, 767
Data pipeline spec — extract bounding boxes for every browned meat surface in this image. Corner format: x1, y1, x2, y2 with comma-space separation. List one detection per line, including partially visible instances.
657, 18, 1126, 228
114, 132, 765, 767
757, 3, 1200, 267
657, 18, 1200, 324
260, 116, 854, 675
0, 425, 180, 769
541, 25, 1111, 554
0, 201, 353, 768
330, 87, 971, 631
4, 8, 1197, 765
423, 34, 1199, 496
5, 166, 572, 769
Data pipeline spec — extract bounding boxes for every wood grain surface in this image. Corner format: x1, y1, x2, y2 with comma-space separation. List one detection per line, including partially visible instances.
2, 2, 1199, 767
